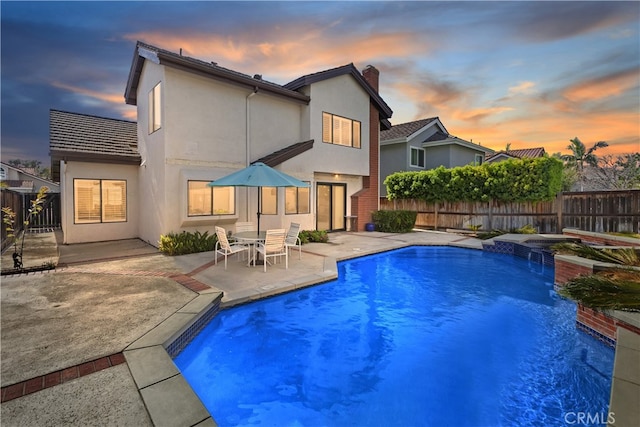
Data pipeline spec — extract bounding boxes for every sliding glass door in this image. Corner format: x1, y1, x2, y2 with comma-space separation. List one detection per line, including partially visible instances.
316, 183, 346, 231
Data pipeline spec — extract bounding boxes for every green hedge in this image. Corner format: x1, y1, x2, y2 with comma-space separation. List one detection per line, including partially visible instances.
372, 210, 417, 233
159, 230, 217, 256
299, 230, 329, 244
384, 157, 563, 202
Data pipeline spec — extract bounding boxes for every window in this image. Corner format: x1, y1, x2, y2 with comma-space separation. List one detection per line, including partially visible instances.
0, 167, 6, 180
285, 184, 310, 214
261, 187, 277, 215
322, 112, 361, 148
74, 179, 126, 224
188, 181, 235, 216
474, 154, 484, 166
410, 147, 425, 168
148, 82, 161, 134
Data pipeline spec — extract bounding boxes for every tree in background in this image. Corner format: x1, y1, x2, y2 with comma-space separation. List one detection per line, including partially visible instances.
5, 159, 51, 180
560, 137, 608, 191
551, 152, 579, 191
591, 153, 640, 190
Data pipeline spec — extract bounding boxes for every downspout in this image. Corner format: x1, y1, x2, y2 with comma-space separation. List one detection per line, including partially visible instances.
246, 87, 258, 221
62, 160, 68, 244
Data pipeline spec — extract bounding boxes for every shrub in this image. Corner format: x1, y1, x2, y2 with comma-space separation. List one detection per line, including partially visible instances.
159, 230, 217, 256
372, 210, 417, 233
299, 230, 328, 244
384, 157, 563, 202
557, 269, 640, 312
552, 243, 640, 266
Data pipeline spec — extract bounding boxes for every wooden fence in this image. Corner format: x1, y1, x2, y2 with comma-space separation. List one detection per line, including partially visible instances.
380, 190, 639, 234
1, 190, 61, 252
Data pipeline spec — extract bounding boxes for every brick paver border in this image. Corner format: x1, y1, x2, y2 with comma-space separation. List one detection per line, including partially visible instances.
1, 353, 126, 403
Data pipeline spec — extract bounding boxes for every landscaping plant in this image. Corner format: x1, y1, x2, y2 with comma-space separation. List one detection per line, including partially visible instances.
1, 186, 49, 269
372, 210, 417, 233
159, 230, 217, 255
557, 269, 640, 312
384, 157, 563, 203
551, 242, 640, 266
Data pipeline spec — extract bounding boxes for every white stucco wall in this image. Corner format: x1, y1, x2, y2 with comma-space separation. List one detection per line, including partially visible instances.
134, 60, 373, 241
287, 74, 371, 177
60, 161, 139, 244
136, 61, 167, 245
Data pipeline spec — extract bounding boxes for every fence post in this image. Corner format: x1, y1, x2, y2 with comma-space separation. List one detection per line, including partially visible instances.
488, 201, 493, 231
556, 193, 563, 234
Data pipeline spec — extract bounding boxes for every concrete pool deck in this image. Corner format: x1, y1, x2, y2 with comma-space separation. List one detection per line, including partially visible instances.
1, 230, 479, 425
1, 230, 636, 425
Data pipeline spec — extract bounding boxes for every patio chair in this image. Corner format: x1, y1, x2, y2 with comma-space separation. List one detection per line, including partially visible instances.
234, 222, 255, 233
285, 222, 302, 260
256, 229, 287, 272
215, 226, 249, 269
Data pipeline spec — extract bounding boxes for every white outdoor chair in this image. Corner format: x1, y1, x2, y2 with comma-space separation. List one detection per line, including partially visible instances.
234, 222, 255, 233
285, 222, 302, 260
215, 226, 249, 269
255, 229, 287, 272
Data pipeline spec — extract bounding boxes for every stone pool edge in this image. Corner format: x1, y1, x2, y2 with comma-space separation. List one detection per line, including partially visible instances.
124, 242, 636, 426
123, 255, 341, 426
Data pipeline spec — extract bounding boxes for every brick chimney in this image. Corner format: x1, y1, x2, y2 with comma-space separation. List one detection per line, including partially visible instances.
350, 64, 381, 231
362, 65, 379, 92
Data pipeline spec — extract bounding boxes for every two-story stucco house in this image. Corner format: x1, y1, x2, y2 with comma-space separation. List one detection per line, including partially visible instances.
50, 41, 392, 245
379, 118, 495, 197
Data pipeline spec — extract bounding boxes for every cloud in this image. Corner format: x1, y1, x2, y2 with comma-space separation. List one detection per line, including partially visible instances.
562, 68, 639, 103
501, 2, 639, 43
124, 27, 427, 81
508, 81, 535, 96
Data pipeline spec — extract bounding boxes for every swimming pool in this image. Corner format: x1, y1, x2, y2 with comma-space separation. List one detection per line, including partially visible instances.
175, 246, 614, 426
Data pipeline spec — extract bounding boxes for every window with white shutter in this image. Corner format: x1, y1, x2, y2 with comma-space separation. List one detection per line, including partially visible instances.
322, 112, 361, 148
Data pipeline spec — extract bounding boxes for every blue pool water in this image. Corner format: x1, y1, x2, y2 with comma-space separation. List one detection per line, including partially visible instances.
175, 247, 614, 427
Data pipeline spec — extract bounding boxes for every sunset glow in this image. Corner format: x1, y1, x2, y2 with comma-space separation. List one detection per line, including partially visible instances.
2, 1, 638, 164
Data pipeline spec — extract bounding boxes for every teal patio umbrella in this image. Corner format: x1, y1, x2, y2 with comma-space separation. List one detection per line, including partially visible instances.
208, 162, 310, 233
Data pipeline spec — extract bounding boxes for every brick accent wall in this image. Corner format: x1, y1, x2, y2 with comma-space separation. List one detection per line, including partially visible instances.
351, 66, 381, 231
577, 305, 640, 343
554, 258, 594, 285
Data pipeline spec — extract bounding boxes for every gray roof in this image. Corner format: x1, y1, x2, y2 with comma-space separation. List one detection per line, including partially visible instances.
381, 118, 439, 141
49, 110, 140, 181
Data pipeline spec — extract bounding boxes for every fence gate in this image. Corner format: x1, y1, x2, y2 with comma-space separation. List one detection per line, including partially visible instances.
1, 190, 61, 252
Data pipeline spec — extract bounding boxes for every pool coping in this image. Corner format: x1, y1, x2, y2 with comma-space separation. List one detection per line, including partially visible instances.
123, 254, 344, 426
124, 241, 636, 426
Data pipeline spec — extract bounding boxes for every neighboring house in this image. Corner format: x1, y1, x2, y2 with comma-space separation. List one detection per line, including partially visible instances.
50, 41, 392, 245
484, 147, 546, 163
0, 162, 60, 193
379, 118, 494, 197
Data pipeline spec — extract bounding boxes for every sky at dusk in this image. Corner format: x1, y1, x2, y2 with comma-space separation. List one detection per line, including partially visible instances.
2, 1, 639, 168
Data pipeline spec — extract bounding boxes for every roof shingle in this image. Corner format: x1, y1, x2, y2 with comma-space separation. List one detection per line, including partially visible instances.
380, 118, 439, 141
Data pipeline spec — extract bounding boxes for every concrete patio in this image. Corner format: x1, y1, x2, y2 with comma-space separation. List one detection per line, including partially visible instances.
1, 229, 481, 426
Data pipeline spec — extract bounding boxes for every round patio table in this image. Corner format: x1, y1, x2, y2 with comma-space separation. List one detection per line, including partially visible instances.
233, 231, 266, 266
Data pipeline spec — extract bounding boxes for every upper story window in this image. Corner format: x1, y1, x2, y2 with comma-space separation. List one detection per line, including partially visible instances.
188, 181, 235, 216
410, 147, 425, 168
74, 179, 127, 224
0, 167, 6, 180
322, 112, 361, 148
474, 154, 484, 166
148, 82, 162, 134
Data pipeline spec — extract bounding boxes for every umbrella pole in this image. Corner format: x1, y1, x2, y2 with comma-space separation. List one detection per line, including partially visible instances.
257, 187, 261, 234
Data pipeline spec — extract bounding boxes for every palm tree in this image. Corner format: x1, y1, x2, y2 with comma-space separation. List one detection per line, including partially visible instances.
560, 137, 608, 190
